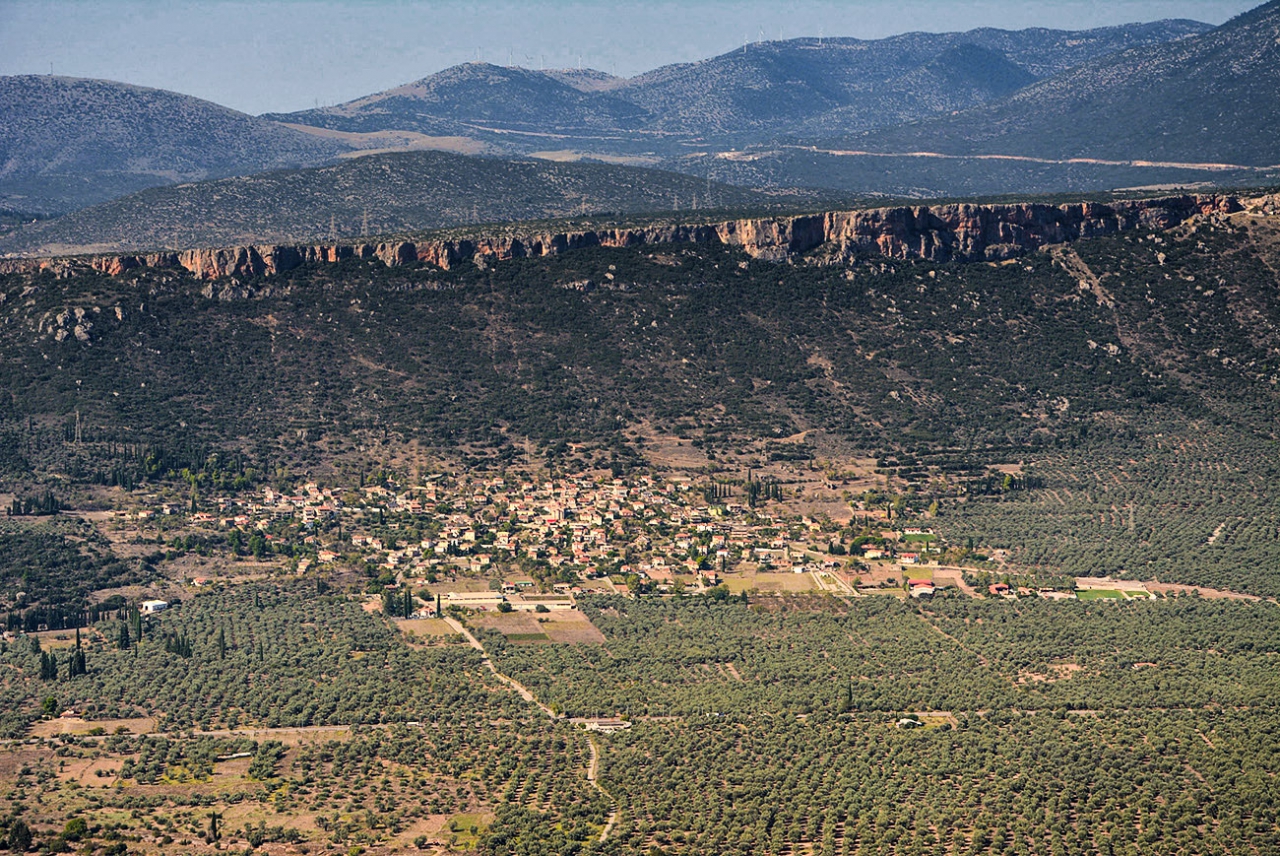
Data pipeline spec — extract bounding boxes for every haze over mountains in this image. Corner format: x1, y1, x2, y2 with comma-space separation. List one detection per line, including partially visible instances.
266, 21, 1211, 146
0, 76, 345, 214
676, 1, 1280, 197
4, 5, 1280, 254
832, 0, 1280, 165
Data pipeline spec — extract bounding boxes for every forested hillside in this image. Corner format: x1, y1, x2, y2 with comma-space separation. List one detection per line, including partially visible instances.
0, 76, 344, 214
271, 21, 1210, 145
2, 199, 1279, 592
837, 0, 1280, 166
0, 151, 790, 256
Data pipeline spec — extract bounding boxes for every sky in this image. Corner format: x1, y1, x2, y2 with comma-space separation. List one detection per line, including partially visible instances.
0, 1, 1262, 115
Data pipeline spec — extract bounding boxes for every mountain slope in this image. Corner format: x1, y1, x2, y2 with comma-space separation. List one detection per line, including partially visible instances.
3, 199, 1280, 592
616, 21, 1210, 137
264, 63, 651, 137
6, 198, 1277, 453
841, 1, 1280, 165
269, 21, 1211, 151
792, 45, 1038, 136
0, 76, 348, 214
0, 151, 791, 255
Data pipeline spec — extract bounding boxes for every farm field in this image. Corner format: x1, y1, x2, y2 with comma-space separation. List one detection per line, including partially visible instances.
3, 546, 1280, 855
722, 571, 820, 594
1, 164, 1280, 856
394, 617, 460, 640
0, 583, 610, 854
483, 594, 1280, 856
1076, 589, 1125, 600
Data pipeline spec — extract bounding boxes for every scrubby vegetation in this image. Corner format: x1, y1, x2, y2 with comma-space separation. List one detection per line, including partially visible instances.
485, 595, 1280, 856
4, 211, 1280, 592
2, 199, 1280, 853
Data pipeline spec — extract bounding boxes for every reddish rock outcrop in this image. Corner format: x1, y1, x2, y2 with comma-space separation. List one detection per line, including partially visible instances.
0, 194, 1246, 281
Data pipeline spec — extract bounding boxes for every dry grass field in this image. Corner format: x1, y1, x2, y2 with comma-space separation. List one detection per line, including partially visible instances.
395, 617, 460, 639
722, 571, 819, 594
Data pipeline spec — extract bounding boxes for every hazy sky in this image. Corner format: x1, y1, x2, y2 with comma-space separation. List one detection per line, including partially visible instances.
0, 1, 1261, 114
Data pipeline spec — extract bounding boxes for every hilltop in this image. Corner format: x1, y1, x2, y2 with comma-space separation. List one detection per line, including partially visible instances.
834, 0, 1280, 166
269, 63, 650, 137
0, 76, 345, 215
0, 151, 798, 256
271, 21, 1209, 151
612, 21, 1209, 138
0, 18, 1225, 225
653, 3, 1280, 197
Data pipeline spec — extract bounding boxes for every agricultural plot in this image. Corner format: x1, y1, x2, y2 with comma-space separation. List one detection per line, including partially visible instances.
483, 594, 1280, 856
539, 611, 608, 644
901, 533, 936, 545
394, 617, 461, 640
471, 611, 609, 644
598, 710, 1280, 856
721, 571, 819, 594
0, 583, 612, 853
1076, 589, 1125, 600
2, 569, 1280, 854
935, 421, 1280, 597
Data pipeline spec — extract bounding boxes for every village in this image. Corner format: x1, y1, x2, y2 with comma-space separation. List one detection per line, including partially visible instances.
106, 469, 1172, 611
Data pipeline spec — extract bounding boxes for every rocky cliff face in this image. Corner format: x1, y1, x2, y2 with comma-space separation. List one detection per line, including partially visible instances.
0, 194, 1244, 281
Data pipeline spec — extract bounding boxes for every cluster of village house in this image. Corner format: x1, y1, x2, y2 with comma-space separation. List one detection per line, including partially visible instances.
121, 473, 945, 607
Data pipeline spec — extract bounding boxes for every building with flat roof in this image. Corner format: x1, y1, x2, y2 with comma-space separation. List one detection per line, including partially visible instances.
446, 591, 506, 606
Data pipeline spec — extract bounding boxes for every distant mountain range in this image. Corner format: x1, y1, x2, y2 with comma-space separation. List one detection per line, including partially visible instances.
7, 6, 1280, 249
266, 21, 1211, 146
833, 0, 1280, 167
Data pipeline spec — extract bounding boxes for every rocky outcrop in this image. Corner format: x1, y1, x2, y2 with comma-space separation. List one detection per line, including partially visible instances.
818, 195, 1242, 263
0, 194, 1246, 281
1243, 193, 1280, 216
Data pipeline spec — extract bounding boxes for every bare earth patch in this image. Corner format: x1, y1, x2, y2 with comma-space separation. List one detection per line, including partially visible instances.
29, 716, 157, 737
396, 618, 461, 639
54, 756, 124, 787
723, 571, 819, 594
1018, 663, 1082, 684
539, 611, 607, 644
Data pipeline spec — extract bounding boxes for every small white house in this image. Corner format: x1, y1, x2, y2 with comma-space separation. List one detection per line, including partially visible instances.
140, 600, 169, 614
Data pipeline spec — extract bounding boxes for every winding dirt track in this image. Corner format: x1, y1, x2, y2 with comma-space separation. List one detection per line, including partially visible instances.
442, 615, 621, 840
